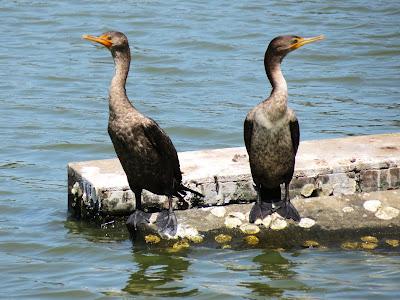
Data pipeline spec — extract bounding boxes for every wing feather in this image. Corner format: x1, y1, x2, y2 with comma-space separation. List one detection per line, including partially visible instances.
289, 118, 300, 155
244, 113, 254, 155
141, 119, 182, 182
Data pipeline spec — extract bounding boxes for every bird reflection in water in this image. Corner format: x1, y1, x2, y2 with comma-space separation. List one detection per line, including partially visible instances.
123, 248, 198, 297
238, 250, 311, 298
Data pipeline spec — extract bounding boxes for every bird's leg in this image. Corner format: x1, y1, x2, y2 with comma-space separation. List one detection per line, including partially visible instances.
126, 189, 150, 231
156, 196, 178, 236
285, 183, 290, 202
276, 183, 301, 222
249, 184, 273, 223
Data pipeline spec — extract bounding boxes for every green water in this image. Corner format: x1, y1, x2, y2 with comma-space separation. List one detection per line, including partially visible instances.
1, 0, 400, 298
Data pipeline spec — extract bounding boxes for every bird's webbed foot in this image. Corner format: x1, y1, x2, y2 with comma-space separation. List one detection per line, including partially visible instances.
126, 210, 151, 230
156, 210, 178, 236
275, 201, 301, 222
249, 201, 273, 223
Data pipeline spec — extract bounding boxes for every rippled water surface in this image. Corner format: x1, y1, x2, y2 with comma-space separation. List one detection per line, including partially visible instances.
1, 0, 400, 298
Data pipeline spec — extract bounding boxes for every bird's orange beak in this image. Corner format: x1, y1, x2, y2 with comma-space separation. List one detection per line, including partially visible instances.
82, 34, 113, 48
290, 35, 325, 50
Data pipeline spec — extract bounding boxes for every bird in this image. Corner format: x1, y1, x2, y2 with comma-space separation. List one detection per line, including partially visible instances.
244, 35, 324, 223
83, 31, 203, 236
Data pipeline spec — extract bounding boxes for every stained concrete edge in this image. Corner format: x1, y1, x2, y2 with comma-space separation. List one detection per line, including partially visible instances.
68, 133, 400, 221
110, 190, 400, 250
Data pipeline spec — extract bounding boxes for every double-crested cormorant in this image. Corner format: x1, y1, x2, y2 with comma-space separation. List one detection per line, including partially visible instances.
244, 35, 324, 223
83, 31, 203, 236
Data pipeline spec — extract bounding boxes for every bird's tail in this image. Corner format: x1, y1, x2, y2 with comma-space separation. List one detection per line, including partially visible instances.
173, 184, 204, 210
176, 184, 204, 198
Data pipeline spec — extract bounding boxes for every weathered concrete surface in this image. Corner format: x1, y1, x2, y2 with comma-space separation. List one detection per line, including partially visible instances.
174, 190, 400, 232
130, 190, 400, 249
68, 133, 400, 219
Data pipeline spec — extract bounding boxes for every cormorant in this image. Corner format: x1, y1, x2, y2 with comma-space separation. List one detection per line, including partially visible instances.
244, 35, 324, 223
83, 31, 203, 236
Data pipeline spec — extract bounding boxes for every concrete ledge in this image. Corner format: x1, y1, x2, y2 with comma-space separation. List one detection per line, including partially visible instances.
68, 133, 400, 220
72, 190, 400, 250
132, 190, 400, 249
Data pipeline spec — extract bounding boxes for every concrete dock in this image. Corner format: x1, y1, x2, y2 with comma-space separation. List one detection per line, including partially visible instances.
67, 133, 400, 247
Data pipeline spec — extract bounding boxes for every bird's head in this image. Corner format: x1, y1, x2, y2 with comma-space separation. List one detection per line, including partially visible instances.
267, 35, 324, 59
83, 31, 129, 51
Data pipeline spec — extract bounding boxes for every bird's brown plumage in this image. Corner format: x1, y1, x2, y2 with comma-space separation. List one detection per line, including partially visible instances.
108, 112, 183, 197
244, 35, 323, 222
244, 101, 299, 188
83, 31, 202, 235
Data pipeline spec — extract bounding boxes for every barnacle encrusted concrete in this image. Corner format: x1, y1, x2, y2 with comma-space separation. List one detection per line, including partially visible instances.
68, 133, 400, 220
132, 189, 400, 249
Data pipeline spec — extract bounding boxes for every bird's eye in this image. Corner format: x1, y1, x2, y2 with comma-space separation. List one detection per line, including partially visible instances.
107, 36, 112, 40
292, 38, 298, 44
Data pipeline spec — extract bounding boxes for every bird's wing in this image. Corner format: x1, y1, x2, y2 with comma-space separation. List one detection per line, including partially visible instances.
289, 115, 300, 155
244, 112, 254, 155
141, 118, 182, 181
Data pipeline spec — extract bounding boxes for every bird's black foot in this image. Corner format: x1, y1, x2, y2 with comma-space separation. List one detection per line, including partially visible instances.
126, 210, 150, 231
249, 201, 273, 223
275, 201, 301, 222
156, 210, 178, 236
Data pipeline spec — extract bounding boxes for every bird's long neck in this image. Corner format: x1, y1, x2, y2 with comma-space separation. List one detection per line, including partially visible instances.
264, 51, 288, 115
109, 48, 133, 117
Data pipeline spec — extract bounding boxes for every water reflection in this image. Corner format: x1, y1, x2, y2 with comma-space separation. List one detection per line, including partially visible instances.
123, 248, 198, 297
60, 217, 400, 299
240, 250, 311, 298
64, 219, 129, 243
